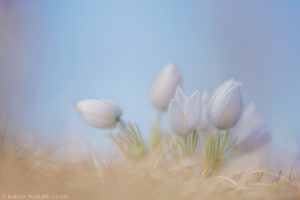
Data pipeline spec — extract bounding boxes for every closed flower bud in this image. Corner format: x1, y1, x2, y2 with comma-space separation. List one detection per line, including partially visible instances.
209, 79, 243, 130
76, 99, 122, 130
168, 87, 201, 136
150, 63, 182, 111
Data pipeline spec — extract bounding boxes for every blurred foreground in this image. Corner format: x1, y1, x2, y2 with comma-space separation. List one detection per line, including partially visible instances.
0, 126, 300, 200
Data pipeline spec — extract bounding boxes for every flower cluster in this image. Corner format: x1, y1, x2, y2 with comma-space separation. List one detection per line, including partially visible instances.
76, 63, 271, 171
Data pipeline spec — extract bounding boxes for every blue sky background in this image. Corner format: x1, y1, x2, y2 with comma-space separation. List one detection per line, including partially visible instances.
2, 1, 300, 151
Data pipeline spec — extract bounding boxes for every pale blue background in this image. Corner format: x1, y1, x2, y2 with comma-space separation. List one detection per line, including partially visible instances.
2, 1, 300, 149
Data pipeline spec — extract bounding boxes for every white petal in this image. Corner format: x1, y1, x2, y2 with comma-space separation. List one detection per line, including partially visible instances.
76, 99, 122, 130
174, 86, 188, 111
150, 63, 182, 110
209, 79, 234, 107
168, 99, 190, 135
201, 90, 210, 105
237, 124, 272, 152
101, 99, 123, 117
210, 81, 243, 129
198, 111, 211, 131
187, 90, 202, 128
233, 103, 262, 142
197, 90, 211, 131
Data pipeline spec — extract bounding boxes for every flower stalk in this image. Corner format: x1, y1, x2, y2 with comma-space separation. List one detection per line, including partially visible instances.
204, 130, 230, 173
170, 130, 199, 160
110, 121, 147, 161
150, 111, 163, 149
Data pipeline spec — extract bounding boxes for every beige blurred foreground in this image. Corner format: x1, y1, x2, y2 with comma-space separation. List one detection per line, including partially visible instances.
0, 129, 299, 200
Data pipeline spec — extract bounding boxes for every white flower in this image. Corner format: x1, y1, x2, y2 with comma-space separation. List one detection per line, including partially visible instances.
237, 125, 271, 152
150, 63, 182, 111
76, 99, 122, 130
168, 87, 201, 136
209, 79, 243, 130
233, 103, 271, 153
197, 90, 211, 131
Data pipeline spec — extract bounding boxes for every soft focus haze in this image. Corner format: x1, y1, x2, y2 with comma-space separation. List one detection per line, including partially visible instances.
1, 1, 300, 156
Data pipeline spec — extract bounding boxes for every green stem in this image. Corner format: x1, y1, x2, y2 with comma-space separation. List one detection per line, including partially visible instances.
215, 129, 221, 162
151, 111, 163, 149
222, 129, 230, 154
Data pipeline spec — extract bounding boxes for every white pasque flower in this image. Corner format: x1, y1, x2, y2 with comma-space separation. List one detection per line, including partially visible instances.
76, 99, 122, 130
233, 103, 271, 153
168, 87, 201, 136
209, 79, 243, 130
197, 90, 211, 131
150, 63, 182, 111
